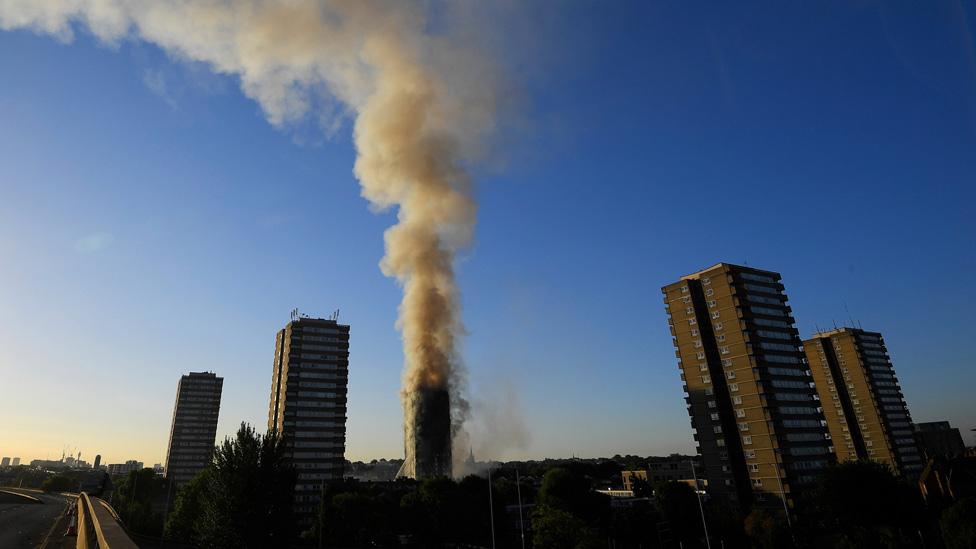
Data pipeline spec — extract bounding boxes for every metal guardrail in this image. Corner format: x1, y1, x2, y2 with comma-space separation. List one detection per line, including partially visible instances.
76, 492, 138, 549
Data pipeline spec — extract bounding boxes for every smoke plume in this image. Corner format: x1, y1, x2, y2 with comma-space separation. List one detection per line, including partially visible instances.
1, 0, 500, 477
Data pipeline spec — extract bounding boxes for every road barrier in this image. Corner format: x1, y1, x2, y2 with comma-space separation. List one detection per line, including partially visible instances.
75, 492, 138, 549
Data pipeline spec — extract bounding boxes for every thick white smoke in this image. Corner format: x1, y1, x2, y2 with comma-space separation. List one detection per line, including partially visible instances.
0, 0, 500, 475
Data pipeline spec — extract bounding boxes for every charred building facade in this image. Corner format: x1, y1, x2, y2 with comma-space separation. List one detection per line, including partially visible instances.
410, 387, 452, 478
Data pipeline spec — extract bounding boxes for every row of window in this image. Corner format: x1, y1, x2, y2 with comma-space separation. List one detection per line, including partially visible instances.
739, 272, 776, 284
301, 353, 341, 360
753, 317, 792, 329
290, 362, 342, 371
767, 367, 806, 377
293, 441, 342, 448
780, 406, 819, 415
751, 306, 786, 317
759, 341, 799, 352
297, 391, 340, 398
297, 381, 338, 389
746, 294, 783, 306
756, 329, 792, 340
294, 371, 343, 380
297, 327, 345, 335
298, 344, 344, 352
743, 282, 782, 295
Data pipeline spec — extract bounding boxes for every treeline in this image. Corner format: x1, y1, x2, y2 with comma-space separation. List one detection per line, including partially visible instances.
97, 426, 976, 548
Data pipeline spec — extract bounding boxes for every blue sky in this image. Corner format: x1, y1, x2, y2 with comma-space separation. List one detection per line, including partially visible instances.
1, 2, 974, 466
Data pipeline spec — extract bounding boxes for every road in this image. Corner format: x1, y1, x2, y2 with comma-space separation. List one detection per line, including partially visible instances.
0, 489, 69, 549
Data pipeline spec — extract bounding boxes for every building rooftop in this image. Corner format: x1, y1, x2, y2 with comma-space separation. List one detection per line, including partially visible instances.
679, 262, 781, 281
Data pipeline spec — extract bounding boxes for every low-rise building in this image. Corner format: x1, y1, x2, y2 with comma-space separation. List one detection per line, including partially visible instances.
107, 460, 144, 476
915, 421, 967, 459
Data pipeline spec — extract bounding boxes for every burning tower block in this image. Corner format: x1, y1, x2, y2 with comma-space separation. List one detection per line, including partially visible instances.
400, 387, 453, 479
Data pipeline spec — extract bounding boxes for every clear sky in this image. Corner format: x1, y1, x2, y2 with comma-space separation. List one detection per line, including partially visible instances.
1, 2, 974, 467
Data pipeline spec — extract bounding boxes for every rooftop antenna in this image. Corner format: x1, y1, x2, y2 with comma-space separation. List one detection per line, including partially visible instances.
331, 309, 340, 322
844, 302, 855, 329
290, 308, 299, 321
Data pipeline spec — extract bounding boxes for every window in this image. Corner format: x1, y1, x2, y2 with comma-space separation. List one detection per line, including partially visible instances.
691, 328, 699, 336
729, 383, 740, 392
749, 464, 760, 473
686, 307, 694, 315
688, 318, 697, 325
738, 422, 750, 431
681, 286, 688, 293
716, 438, 726, 447
711, 311, 721, 319
713, 425, 723, 433
708, 300, 717, 308
694, 340, 703, 348
742, 435, 753, 445
707, 400, 717, 409
715, 322, 724, 331
865, 440, 873, 447
744, 450, 756, 458
732, 396, 743, 405
752, 478, 763, 487
736, 409, 746, 418
704, 387, 714, 396
696, 351, 705, 359
699, 363, 709, 372
722, 358, 733, 367
720, 346, 730, 354
702, 277, 711, 285
710, 413, 720, 421
727, 371, 736, 379
701, 375, 711, 383
705, 288, 714, 296
717, 334, 726, 342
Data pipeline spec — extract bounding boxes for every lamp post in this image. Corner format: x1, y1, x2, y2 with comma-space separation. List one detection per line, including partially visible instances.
689, 459, 711, 549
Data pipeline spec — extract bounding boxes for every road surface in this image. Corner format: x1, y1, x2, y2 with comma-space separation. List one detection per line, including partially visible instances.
0, 489, 69, 548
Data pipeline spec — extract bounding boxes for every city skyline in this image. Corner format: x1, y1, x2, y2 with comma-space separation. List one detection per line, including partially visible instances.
2, 2, 975, 469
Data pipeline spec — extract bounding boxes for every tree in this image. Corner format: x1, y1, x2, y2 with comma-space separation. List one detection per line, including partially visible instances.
532, 505, 599, 549
164, 467, 210, 542
195, 423, 297, 547
802, 460, 924, 548
112, 468, 168, 537
630, 475, 653, 498
743, 508, 789, 549
41, 474, 75, 492
941, 497, 976, 549
655, 481, 704, 546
